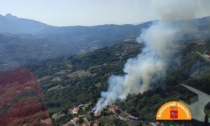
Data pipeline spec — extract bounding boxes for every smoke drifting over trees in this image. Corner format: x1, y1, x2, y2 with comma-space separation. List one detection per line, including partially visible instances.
93, 0, 210, 113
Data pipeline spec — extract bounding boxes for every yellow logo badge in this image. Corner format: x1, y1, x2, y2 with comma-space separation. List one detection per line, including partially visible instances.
156, 101, 192, 120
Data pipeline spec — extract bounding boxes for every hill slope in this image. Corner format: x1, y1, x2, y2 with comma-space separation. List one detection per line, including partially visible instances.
0, 14, 210, 71
0, 68, 52, 126
26, 39, 210, 125
0, 33, 73, 70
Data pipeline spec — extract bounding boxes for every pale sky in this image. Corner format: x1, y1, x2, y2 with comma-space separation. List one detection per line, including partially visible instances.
0, 0, 209, 26
0, 0, 154, 26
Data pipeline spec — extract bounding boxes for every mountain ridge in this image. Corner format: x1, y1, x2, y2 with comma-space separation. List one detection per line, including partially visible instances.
0, 13, 50, 34
0, 14, 210, 71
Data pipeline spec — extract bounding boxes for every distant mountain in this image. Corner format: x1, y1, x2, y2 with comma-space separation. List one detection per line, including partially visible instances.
0, 33, 73, 70
0, 14, 153, 70
0, 13, 152, 52
0, 14, 50, 34
194, 16, 210, 25
0, 14, 210, 70
35, 23, 151, 48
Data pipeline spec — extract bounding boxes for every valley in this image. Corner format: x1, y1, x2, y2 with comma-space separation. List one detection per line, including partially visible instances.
0, 13, 210, 126
25, 39, 210, 126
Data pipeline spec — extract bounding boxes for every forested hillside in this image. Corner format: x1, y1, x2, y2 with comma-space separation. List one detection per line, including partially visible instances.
27, 39, 210, 126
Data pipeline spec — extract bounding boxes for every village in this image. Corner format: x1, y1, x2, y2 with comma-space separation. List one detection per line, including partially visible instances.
50, 102, 157, 126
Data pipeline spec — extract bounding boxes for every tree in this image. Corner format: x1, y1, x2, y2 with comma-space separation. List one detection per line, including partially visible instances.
78, 118, 83, 124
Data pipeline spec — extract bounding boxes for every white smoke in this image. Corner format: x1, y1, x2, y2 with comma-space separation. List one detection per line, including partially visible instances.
93, 0, 210, 113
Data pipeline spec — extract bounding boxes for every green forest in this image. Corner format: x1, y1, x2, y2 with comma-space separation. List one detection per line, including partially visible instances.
27, 40, 210, 125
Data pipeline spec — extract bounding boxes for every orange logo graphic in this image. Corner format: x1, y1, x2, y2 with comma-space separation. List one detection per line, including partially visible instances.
156, 101, 192, 120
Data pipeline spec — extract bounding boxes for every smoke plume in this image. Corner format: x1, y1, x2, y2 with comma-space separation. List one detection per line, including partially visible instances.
93, 0, 210, 113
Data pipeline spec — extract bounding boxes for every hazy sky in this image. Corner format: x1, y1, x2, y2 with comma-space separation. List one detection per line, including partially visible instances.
0, 0, 154, 26
0, 0, 209, 26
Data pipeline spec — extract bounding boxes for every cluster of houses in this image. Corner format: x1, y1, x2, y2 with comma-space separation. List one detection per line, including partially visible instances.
72, 106, 80, 115
58, 103, 143, 126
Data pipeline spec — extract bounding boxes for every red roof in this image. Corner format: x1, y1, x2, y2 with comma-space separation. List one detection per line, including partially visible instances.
72, 107, 79, 114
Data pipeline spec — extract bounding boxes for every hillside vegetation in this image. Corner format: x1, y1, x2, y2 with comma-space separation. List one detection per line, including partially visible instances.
26, 39, 210, 125
1, 14, 210, 71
